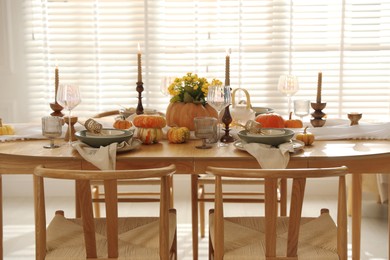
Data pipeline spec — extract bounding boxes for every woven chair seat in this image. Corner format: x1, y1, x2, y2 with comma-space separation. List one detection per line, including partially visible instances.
209, 212, 338, 260
45, 212, 176, 260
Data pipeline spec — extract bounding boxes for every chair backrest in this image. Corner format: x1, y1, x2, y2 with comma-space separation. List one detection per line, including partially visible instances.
33, 164, 176, 259
206, 166, 348, 260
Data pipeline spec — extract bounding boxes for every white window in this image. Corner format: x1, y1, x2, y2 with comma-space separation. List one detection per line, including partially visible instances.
26, 0, 390, 121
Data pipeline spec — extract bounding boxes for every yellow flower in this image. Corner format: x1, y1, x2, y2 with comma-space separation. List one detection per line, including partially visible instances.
168, 72, 219, 104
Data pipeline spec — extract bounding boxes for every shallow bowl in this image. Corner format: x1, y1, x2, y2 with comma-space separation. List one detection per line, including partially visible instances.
75, 129, 134, 148
237, 128, 295, 146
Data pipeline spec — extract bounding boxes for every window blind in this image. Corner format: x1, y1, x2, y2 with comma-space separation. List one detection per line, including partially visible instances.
25, 0, 390, 121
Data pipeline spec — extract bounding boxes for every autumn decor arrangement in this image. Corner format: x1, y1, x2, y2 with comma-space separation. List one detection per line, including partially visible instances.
284, 112, 303, 128
167, 126, 190, 144
113, 116, 132, 130
0, 118, 15, 135
133, 114, 166, 144
165, 73, 218, 131
296, 126, 315, 146
254, 113, 285, 128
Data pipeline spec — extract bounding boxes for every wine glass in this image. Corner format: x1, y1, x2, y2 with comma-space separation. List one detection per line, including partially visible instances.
194, 117, 217, 149
41, 116, 62, 148
277, 74, 299, 115
56, 84, 81, 144
160, 76, 175, 96
207, 83, 231, 147
293, 99, 310, 122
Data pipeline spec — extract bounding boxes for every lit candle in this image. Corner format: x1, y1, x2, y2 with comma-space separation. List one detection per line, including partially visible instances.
316, 71, 322, 103
225, 48, 230, 86
55, 61, 59, 102
137, 43, 142, 83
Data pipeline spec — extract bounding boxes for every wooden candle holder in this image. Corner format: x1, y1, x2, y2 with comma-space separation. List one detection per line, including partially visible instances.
310, 102, 327, 127
136, 81, 144, 115
50, 102, 64, 117
64, 116, 78, 142
221, 105, 235, 143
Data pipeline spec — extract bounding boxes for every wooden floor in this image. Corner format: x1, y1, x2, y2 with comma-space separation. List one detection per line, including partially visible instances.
2, 176, 388, 260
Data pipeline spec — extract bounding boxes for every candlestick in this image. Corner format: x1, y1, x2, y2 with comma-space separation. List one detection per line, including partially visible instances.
316, 72, 322, 103
50, 62, 64, 117
137, 43, 142, 83
221, 48, 234, 143
55, 64, 59, 102
225, 48, 230, 86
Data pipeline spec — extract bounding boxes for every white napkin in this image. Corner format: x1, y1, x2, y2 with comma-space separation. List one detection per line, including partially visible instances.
72, 141, 117, 170
303, 119, 390, 140
243, 142, 293, 169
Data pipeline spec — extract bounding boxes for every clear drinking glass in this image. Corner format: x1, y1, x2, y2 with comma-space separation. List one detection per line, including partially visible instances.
278, 75, 299, 115
194, 117, 217, 149
56, 84, 81, 144
160, 76, 175, 96
207, 84, 231, 147
293, 99, 310, 121
42, 116, 62, 148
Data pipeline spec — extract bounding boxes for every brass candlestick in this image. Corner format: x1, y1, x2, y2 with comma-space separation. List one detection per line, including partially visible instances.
136, 81, 144, 115
310, 102, 327, 127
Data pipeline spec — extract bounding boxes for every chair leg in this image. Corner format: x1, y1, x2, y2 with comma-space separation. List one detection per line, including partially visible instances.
92, 186, 101, 218
199, 184, 206, 238
347, 184, 352, 216
169, 174, 174, 208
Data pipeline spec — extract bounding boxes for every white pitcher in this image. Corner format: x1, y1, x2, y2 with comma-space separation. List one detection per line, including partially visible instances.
230, 88, 256, 125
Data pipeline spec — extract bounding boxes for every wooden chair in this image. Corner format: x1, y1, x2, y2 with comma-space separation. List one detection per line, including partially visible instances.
90, 110, 173, 218
196, 175, 286, 238
33, 164, 177, 260
207, 166, 348, 260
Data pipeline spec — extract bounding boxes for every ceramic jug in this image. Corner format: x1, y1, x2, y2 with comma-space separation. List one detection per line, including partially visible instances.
230, 88, 256, 125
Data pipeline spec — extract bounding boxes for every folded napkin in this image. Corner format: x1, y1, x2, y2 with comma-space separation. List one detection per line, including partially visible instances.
72, 141, 117, 170
303, 119, 390, 140
243, 142, 293, 169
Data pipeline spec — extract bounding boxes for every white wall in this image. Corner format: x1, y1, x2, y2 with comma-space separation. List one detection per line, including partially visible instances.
0, 0, 29, 123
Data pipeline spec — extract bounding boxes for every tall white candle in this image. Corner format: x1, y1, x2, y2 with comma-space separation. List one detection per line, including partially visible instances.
316, 72, 322, 103
137, 43, 142, 83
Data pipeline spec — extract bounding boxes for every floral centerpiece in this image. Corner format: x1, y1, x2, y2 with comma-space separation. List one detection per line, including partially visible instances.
166, 72, 220, 130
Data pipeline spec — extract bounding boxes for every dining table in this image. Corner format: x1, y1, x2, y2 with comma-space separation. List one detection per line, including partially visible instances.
0, 138, 390, 260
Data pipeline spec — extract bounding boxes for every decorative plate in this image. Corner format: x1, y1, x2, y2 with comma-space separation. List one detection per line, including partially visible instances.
75, 129, 134, 148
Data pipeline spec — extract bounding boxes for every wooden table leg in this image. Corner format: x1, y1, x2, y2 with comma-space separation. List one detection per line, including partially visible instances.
191, 174, 198, 260
75, 180, 81, 218
388, 177, 390, 259
352, 174, 362, 260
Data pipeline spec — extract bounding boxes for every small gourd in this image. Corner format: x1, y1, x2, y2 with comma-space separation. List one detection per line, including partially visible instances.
167, 127, 190, 144
138, 128, 163, 144
133, 114, 166, 144
0, 118, 15, 135
284, 112, 303, 128
113, 116, 132, 130
133, 114, 167, 129
296, 126, 315, 146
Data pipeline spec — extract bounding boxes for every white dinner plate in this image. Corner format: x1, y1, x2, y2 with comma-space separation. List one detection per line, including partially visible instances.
234, 139, 304, 153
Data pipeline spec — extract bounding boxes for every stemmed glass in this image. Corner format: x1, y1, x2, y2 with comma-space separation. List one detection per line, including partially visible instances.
277, 75, 299, 115
41, 116, 62, 148
56, 84, 81, 144
207, 83, 231, 147
293, 99, 310, 122
160, 76, 175, 96
194, 117, 217, 149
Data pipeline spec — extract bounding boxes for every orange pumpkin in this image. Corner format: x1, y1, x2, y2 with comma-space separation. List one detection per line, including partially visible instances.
133, 115, 166, 128
296, 126, 315, 146
284, 112, 303, 128
113, 117, 132, 129
165, 102, 218, 131
255, 113, 285, 128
